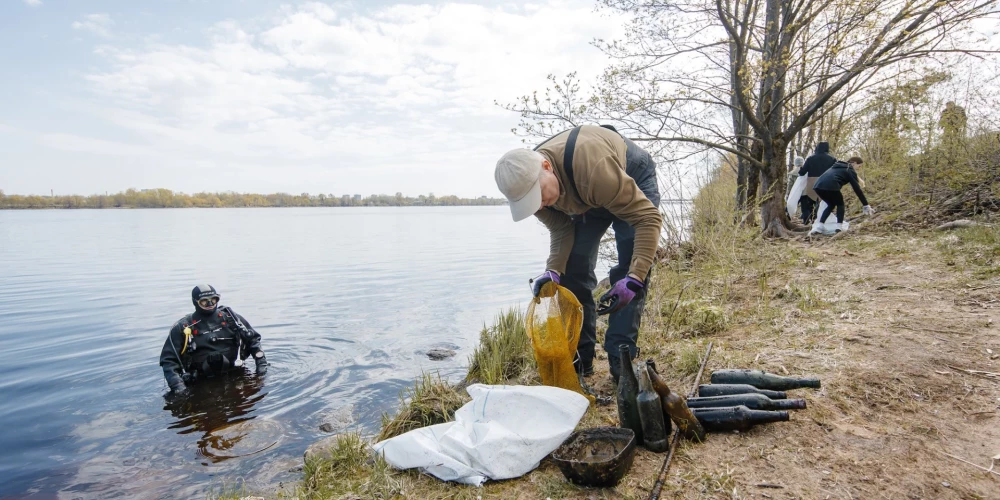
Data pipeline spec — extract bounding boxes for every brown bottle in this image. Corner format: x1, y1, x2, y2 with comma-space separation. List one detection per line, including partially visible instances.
691, 405, 790, 432
646, 360, 706, 442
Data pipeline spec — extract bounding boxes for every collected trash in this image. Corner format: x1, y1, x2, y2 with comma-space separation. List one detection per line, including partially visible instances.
709, 369, 821, 390
526, 282, 595, 404
810, 201, 850, 235
689, 368, 820, 434
690, 406, 790, 432
372, 384, 589, 486
687, 394, 807, 411
636, 363, 670, 452
551, 427, 637, 487
697, 383, 787, 399
786, 174, 807, 219
615, 345, 644, 444
647, 360, 705, 442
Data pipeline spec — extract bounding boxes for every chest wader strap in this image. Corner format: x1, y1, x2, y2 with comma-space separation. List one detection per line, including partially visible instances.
534, 124, 623, 224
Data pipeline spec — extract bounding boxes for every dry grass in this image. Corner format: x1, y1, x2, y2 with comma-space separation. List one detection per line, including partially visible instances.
300, 431, 403, 499
376, 373, 468, 442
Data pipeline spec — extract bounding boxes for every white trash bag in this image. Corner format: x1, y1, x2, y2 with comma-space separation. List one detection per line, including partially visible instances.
811, 200, 850, 235
786, 174, 807, 219
372, 384, 589, 486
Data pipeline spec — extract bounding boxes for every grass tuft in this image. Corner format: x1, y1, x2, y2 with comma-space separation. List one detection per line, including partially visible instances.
465, 307, 535, 385
376, 373, 468, 442
301, 431, 403, 499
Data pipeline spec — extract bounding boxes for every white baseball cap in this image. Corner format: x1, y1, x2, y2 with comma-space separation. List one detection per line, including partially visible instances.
495, 148, 544, 222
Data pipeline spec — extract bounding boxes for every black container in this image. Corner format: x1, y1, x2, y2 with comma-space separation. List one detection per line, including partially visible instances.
551, 427, 638, 487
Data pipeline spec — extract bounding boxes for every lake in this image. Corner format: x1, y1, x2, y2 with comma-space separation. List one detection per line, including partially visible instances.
0, 207, 611, 498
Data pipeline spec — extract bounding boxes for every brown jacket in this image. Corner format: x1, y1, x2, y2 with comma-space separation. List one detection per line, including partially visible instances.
532, 125, 662, 280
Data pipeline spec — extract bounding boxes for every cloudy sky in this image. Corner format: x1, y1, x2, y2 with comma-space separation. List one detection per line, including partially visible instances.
0, 0, 625, 197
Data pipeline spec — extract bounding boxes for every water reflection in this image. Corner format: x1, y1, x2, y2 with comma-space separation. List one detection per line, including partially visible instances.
163, 372, 276, 464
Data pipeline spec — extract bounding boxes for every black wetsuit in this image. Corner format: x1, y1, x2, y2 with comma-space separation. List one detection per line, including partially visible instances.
159, 306, 264, 392
813, 161, 869, 224
798, 143, 837, 223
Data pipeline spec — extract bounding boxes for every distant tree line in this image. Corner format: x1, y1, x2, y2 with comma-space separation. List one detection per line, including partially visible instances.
0, 188, 508, 209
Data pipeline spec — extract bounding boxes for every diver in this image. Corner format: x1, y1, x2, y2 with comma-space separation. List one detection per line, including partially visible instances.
159, 285, 268, 396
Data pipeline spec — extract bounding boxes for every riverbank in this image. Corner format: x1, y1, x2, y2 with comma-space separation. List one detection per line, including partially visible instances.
228, 184, 999, 498
272, 222, 998, 499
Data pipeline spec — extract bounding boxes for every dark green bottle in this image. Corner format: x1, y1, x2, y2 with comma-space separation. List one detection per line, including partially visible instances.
698, 384, 787, 399
687, 394, 806, 411
615, 345, 643, 443
636, 364, 669, 452
710, 369, 821, 390
691, 406, 790, 432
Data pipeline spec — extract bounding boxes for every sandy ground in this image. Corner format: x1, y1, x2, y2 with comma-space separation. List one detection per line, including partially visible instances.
582, 232, 1000, 500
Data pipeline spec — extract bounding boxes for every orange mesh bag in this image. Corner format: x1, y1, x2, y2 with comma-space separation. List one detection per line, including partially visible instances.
526, 282, 595, 404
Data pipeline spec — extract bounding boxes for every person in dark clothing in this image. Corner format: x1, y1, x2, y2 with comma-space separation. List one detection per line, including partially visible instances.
798, 142, 838, 224
812, 156, 875, 232
160, 285, 268, 396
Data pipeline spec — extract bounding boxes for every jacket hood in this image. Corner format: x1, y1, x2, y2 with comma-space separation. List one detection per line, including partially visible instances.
814, 142, 830, 154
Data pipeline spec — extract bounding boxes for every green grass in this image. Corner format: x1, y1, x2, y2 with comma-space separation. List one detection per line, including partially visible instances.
465, 307, 535, 385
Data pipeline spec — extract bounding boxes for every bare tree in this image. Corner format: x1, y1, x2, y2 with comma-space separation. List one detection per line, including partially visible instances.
503, 0, 1000, 236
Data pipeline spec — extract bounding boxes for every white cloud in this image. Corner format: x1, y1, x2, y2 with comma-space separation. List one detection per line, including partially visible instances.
24, 0, 42, 7
69, 1, 625, 196
72, 13, 114, 38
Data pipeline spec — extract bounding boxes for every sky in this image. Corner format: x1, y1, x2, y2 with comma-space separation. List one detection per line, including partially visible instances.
0, 0, 626, 197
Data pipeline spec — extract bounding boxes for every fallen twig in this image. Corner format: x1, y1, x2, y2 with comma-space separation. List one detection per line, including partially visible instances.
894, 324, 971, 336
945, 364, 1000, 383
755, 483, 785, 489
648, 342, 713, 500
875, 284, 918, 291
935, 220, 978, 231
939, 451, 1000, 477
947, 365, 1000, 377
966, 282, 1000, 291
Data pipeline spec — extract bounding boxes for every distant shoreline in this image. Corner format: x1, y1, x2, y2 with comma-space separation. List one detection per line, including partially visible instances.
0, 204, 509, 210
0, 189, 508, 210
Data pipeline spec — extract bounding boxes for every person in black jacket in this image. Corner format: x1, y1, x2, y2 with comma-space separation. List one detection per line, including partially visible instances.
798, 142, 837, 223
159, 285, 268, 396
812, 156, 875, 232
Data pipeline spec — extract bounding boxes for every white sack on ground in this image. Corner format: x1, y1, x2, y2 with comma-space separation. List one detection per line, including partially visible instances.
811, 200, 850, 234
372, 384, 589, 486
786, 174, 807, 218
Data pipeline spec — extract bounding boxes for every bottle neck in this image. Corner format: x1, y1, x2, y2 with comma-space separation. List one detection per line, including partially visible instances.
747, 409, 790, 424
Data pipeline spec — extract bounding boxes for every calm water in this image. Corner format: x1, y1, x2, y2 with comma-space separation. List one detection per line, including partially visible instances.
0, 207, 589, 498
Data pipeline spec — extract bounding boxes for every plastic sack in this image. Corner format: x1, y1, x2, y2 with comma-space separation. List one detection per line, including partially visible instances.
372, 384, 589, 486
526, 282, 594, 403
786, 174, 807, 218
811, 200, 850, 234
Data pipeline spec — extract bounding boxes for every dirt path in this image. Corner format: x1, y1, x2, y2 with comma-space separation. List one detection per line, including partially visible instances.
640, 233, 1000, 499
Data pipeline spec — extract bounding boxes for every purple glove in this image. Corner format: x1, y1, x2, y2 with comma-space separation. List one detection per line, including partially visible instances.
598, 276, 644, 315
531, 270, 560, 297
